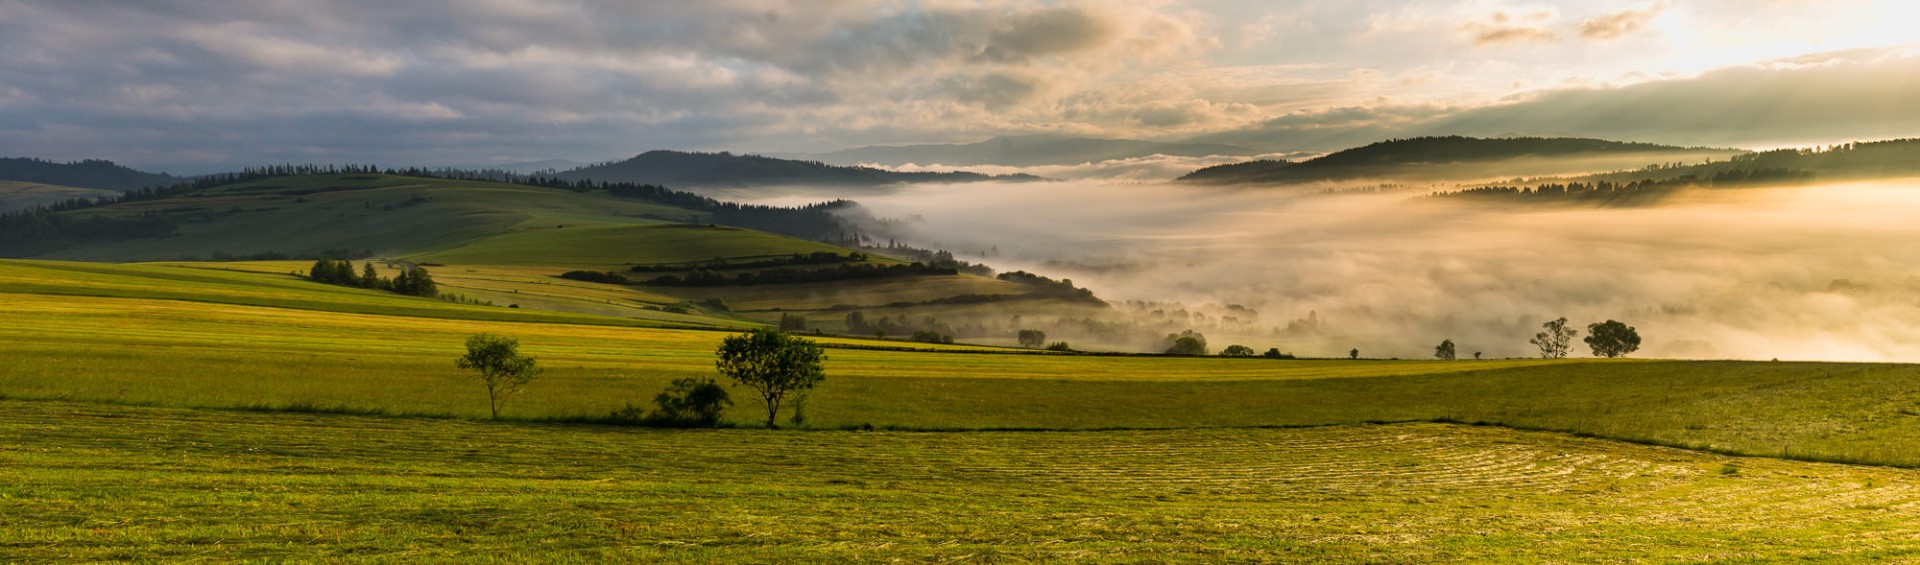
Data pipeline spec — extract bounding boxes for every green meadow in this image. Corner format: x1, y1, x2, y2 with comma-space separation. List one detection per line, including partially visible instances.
12, 258, 1920, 562
13, 400, 1920, 563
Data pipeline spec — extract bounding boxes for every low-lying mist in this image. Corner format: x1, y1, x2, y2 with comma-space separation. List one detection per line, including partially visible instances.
827, 178, 1920, 362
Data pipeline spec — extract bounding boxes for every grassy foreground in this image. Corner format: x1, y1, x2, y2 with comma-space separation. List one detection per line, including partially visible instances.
10, 400, 1920, 563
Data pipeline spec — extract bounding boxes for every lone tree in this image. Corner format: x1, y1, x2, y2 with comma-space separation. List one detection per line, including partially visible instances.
455, 334, 542, 419
1530, 317, 1578, 359
1434, 339, 1457, 361
1016, 329, 1047, 348
1220, 344, 1257, 357
716, 328, 826, 428
1349, 348, 1359, 360
1585, 320, 1642, 358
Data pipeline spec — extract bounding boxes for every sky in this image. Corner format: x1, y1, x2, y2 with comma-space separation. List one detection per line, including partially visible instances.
0, 0, 1915, 172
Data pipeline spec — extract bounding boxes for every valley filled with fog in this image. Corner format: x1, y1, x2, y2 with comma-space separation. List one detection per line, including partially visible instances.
807, 178, 1920, 361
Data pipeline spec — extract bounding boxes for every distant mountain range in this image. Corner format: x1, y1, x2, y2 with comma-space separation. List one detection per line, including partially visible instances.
791, 135, 1262, 167
1178, 136, 1739, 185
555, 150, 1041, 188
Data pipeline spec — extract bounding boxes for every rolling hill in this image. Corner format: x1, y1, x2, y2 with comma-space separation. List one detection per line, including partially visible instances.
554, 150, 1040, 189
1434, 137, 1920, 205
0, 157, 180, 211
1178, 136, 1740, 185
0, 157, 176, 191
797, 134, 1261, 167
0, 181, 121, 212
0, 171, 1104, 333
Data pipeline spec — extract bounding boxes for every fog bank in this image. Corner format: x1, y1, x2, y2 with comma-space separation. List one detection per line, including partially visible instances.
842, 178, 1920, 361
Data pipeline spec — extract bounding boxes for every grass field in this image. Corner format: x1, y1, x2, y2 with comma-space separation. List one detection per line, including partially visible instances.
18, 173, 1107, 331
10, 400, 1920, 563
13, 257, 1920, 561
0, 259, 738, 328
10, 259, 1920, 467
0, 180, 119, 211
412, 223, 856, 269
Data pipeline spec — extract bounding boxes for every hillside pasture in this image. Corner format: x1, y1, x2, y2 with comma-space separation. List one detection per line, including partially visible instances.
412, 223, 853, 269
32, 175, 702, 262
0, 180, 119, 211
10, 264, 1920, 466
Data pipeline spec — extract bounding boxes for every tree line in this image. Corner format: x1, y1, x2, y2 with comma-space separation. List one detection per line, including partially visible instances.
308, 259, 438, 298
996, 271, 1107, 306
0, 209, 175, 257
644, 262, 960, 287
1425, 318, 1641, 361
1435, 168, 1813, 205
627, 251, 868, 273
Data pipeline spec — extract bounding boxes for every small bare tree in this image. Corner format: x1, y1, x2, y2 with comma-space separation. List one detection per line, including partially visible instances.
455, 334, 542, 419
1530, 317, 1577, 359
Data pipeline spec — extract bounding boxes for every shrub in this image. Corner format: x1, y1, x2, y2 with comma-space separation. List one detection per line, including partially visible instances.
611, 377, 733, 428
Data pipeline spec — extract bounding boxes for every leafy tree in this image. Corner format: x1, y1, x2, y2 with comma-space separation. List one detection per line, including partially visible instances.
1585, 320, 1642, 358
1263, 348, 1293, 359
403, 266, 437, 297
1530, 317, 1578, 359
1163, 330, 1208, 356
1349, 348, 1359, 360
1220, 344, 1257, 357
778, 313, 809, 331
1474, 351, 1483, 360
1044, 341, 1073, 352
1434, 339, 1457, 361
454, 334, 542, 419
334, 260, 358, 286
716, 329, 826, 428
308, 259, 332, 283
1016, 329, 1047, 348
360, 262, 381, 289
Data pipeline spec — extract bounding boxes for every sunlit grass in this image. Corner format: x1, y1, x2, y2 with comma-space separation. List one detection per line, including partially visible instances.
9, 400, 1920, 563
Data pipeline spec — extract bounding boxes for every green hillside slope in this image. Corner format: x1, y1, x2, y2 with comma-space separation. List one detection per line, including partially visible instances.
556, 150, 1040, 188
26, 174, 699, 261
1180, 136, 1739, 185
0, 180, 120, 212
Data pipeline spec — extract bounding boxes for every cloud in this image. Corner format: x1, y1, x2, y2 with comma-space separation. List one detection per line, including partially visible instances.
1578, 4, 1664, 41
978, 7, 1116, 62
0, 0, 1913, 170
1464, 11, 1559, 46
1195, 47, 1920, 152
0, 0, 1220, 170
